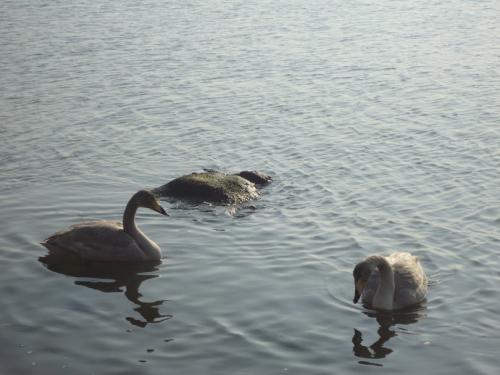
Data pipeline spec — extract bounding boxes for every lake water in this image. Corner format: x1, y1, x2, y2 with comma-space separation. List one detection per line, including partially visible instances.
1, 0, 499, 373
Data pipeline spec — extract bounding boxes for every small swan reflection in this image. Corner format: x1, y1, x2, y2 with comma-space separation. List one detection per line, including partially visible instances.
352, 308, 426, 366
39, 254, 172, 328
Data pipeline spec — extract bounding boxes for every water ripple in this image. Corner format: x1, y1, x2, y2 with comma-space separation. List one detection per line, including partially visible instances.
1, 0, 500, 374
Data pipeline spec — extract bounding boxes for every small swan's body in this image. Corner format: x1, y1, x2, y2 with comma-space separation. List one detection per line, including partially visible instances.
353, 252, 427, 310
42, 190, 168, 262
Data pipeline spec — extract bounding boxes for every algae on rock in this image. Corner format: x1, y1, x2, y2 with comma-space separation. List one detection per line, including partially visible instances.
153, 171, 264, 205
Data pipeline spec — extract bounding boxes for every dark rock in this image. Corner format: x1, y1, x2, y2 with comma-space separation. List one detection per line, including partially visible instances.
153, 171, 261, 204
237, 170, 272, 185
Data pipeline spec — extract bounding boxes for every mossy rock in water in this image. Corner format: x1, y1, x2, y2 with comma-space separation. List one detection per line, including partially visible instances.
236, 170, 273, 185
153, 170, 271, 205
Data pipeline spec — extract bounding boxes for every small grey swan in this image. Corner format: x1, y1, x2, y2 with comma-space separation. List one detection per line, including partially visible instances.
42, 190, 168, 262
352, 252, 428, 310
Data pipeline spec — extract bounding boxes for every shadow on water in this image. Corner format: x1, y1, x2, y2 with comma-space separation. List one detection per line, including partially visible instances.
38, 254, 172, 328
352, 306, 427, 367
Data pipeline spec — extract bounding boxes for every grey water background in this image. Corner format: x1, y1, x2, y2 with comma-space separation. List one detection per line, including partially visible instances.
1, 0, 499, 373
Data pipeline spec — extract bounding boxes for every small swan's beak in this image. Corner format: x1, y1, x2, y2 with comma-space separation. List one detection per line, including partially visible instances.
353, 279, 363, 304
155, 204, 169, 216
353, 289, 360, 304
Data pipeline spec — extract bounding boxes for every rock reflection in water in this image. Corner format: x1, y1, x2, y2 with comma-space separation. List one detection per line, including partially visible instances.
352, 307, 426, 366
38, 254, 172, 328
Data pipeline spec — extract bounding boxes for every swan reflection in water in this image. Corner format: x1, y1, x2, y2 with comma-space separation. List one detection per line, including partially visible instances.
352, 307, 426, 366
39, 254, 172, 328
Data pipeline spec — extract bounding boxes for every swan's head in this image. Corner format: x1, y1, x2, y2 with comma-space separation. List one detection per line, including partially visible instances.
134, 190, 168, 216
352, 260, 375, 304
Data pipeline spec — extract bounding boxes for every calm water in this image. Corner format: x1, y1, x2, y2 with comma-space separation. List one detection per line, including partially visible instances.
1, 0, 499, 373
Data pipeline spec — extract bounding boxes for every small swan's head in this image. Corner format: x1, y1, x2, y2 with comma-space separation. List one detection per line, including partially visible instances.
134, 190, 168, 216
352, 260, 374, 304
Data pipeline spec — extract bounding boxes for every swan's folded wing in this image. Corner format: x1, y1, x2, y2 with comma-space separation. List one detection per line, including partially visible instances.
43, 221, 145, 262
393, 260, 428, 308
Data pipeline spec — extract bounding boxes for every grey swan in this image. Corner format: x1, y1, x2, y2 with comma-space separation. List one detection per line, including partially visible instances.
42, 190, 168, 262
353, 252, 428, 310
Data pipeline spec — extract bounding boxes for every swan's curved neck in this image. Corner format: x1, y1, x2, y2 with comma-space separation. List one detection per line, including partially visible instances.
122, 196, 161, 261
368, 256, 395, 310
123, 198, 138, 234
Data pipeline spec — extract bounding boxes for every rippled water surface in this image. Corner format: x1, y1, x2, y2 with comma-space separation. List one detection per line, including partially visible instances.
1, 0, 500, 374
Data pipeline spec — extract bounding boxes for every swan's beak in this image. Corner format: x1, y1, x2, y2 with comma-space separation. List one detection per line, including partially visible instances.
353, 289, 360, 304
353, 279, 364, 304
154, 203, 169, 216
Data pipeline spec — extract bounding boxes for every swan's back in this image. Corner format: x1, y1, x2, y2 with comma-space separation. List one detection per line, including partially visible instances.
42, 221, 146, 262
362, 252, 427, 309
